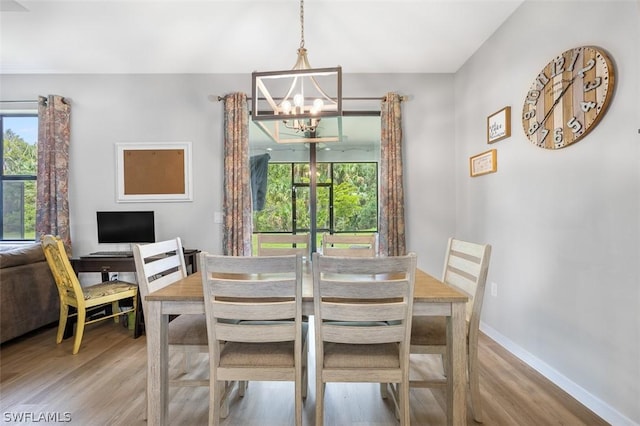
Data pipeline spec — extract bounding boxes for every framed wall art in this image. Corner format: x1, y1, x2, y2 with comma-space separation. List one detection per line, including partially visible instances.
116, 142, 193, 202
470, 149, 497, 177
487, 106, 511, 144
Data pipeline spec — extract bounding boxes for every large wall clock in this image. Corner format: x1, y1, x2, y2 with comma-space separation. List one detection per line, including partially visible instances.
522, 45, 615, 149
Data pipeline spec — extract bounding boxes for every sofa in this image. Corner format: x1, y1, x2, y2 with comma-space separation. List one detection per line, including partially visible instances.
0, 243, 60, 344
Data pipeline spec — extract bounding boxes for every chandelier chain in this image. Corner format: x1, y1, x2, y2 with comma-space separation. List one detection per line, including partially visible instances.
299, 0, 305, 48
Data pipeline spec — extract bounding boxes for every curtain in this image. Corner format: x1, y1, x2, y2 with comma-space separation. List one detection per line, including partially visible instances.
36, 95, 71, 249
379, 92, 406, 256
222, 93, 252, 256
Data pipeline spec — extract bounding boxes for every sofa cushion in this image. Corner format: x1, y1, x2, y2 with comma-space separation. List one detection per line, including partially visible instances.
0, 243, 46, 269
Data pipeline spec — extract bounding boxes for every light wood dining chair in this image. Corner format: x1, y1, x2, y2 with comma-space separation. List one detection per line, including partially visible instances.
321, 233, 377, 257
313, 252, 417, 426
410, 237, 491, 422
41, 234, 138, 355
132, 238, 208, 387
200, 253, 307, 426
256, 233, 310, 257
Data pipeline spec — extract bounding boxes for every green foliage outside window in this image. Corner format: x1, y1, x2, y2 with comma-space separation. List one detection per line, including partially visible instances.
2, 116, 38, 240
253, 161, 377, 234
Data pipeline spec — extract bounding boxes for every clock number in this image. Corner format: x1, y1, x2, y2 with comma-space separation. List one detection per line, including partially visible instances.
528, 121, 540, 135
578, 58, 595, 77
536, 72, 550, 89
551, 57, 565, 77
580, 101, 597, 112
523, 109, 536, 120
584, 77, 602, 92
567, 117, 582, 133
525, 90, 541, 106
567, 48, 581, 72
554, 128, 563, 144
539, 128, 550, 144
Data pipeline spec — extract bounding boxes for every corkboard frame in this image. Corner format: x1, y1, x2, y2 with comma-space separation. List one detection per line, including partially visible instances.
115, 142, 193, 202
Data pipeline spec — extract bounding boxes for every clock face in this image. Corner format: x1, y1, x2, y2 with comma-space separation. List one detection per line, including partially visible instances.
522, 46, 615, 149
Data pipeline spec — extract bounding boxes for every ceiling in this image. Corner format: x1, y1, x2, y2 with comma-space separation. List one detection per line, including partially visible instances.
1, 0, 525, 75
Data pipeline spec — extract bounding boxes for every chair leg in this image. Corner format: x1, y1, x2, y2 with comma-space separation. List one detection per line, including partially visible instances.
72, 309, 86, 355
56, 304, 69, 344
400, 381, 410, 426
315, 381, 325, 426
112, 302, 120, 323
469, 347, 483, 422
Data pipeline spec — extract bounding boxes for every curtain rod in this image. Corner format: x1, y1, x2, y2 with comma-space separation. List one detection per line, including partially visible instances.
0, 99, 39, 103
210, 95, 407, 102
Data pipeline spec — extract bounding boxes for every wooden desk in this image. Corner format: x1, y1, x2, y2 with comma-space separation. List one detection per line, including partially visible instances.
70, 249, 200, 337
145, 268, 468, 426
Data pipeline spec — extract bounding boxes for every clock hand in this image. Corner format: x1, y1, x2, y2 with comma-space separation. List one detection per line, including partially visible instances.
537, 76, 576, 129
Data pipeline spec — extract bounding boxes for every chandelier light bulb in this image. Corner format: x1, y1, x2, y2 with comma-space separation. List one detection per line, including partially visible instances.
293, 93, 304, 108
281, 100, 292, 114
311, 98, 324, 114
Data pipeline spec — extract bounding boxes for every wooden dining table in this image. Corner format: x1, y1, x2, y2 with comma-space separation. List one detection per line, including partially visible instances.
145, 265, 469, 426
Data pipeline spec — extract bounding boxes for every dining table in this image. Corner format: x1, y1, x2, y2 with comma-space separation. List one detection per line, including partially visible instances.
144, 263, 469, 426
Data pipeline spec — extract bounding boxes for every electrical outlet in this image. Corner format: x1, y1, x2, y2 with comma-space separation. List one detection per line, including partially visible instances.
111, 273, 119, 281
491, 282, 498, 297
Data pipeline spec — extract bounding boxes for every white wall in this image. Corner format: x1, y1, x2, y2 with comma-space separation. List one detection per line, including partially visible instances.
453, 1, 639, 424
0, 72, 455, 271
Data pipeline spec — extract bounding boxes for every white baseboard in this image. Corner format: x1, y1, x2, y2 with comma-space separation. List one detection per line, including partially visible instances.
480, 322, 638, 426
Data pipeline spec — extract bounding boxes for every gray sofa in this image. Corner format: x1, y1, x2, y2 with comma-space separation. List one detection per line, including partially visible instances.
0, 243, 60, 344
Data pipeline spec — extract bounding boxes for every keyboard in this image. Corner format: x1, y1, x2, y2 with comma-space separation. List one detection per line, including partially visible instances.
85, 251, 133, 258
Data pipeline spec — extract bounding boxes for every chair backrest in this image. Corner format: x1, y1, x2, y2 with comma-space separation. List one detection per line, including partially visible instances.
200, 253, 303, 349
321, 233, 377, 257
441, 238, 491, 333
132, 237, 187, 317
256, 233, 310, 257
312, 251, 417, 351
41, 235, 85, 307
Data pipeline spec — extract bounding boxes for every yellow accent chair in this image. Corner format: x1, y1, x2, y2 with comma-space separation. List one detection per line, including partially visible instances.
41, 235, 138, 355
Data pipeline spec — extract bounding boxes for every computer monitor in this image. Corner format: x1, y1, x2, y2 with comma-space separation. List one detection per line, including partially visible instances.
96, 211, 155, 244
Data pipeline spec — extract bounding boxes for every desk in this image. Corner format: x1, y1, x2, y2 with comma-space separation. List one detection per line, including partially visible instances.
145, 268, 468, 426
70, 249, 200, 337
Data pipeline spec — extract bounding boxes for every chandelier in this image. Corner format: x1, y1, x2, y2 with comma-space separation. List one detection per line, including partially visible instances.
251, 0, 342, 144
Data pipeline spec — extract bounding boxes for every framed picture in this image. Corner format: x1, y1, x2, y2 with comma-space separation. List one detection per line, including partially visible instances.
470, 149, 497, 177
487, 106, 511, 143
116, 142, 193, 202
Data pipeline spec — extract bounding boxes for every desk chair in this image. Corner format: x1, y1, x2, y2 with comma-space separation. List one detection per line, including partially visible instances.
200, 253, 307, 426
41, 235, 138, 355
410, 237, 491, 422
321, 233, 377, 257
313, 252, 417, 425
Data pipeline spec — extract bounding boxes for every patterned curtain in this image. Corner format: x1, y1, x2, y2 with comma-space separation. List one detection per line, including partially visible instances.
379, 92, 406, 256
222, 93, 252, 256
36, 95, 71, 249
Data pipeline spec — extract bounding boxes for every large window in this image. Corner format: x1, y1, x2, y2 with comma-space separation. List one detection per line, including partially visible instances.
1, 114, 38, 241
253, 161, 378, 235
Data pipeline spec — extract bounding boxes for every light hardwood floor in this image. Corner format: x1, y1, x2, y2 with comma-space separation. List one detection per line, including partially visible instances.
0, 320, 608, 425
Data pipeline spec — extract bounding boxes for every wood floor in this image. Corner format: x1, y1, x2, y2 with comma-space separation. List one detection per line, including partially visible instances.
0, 320, 608, 425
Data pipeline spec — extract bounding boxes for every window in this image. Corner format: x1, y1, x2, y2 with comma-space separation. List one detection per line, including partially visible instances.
1, 114, 38, 241
253, 161, 378, 235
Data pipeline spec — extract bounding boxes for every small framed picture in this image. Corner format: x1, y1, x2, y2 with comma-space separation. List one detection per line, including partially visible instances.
487, 106, 511, 144
470, 149, 497, 177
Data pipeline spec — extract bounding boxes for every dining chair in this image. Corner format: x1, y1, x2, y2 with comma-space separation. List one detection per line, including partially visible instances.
132, 237, 208, 388
200, 253, 307, 426
313, 252, 417, 426
41, 234, 138, 355
410, 237, 491, 422
321, 233, 377, 257
256, 233, 310, 257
